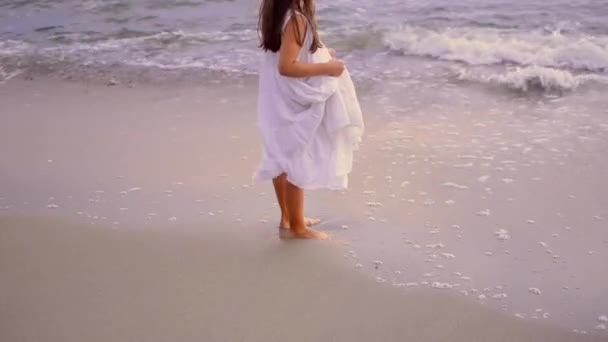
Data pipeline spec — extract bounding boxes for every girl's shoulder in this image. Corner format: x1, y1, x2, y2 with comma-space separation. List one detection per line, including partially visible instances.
282, 10, 309, 32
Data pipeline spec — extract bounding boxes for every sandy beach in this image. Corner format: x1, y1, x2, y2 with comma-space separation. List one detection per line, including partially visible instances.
1, 76, 607, 341
1, 214, 604, 342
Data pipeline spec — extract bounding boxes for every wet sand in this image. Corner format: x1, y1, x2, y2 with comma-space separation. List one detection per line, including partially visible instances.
1, 77, 607, 340
1, 215, 605, 342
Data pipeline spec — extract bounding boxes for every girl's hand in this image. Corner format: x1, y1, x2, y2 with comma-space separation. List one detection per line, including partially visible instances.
325, 59, 345, 77
328, 48, 336, 58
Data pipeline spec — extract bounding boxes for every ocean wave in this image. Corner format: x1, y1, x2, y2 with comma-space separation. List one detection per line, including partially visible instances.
455, 66, 608, 92
0, 29, 259, 77
51, 28, 255, 51
384, 26, 608, 72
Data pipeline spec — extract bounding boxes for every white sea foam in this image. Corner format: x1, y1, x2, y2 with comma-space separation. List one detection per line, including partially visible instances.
495, 229, 510, 241
376, 277, 387, 283
0, 40, 30, 55
0, 30, 259, 76
431, 282, 454, 289
384, 26, 608, 71
441, 252, 456, 259
477, 175, 490, 183
457, 65, 608, 92
442, 182, 468, 190
492, 293, 508, 300
477, 209, 491, 217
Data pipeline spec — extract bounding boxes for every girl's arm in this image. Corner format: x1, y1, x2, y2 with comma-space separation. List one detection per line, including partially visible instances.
278, 15, 344, 78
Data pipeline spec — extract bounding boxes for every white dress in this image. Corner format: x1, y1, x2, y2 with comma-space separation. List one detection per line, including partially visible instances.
255, 12, 364, 190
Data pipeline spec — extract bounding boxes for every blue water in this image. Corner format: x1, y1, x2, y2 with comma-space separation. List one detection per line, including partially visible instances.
1, 0, 608, 91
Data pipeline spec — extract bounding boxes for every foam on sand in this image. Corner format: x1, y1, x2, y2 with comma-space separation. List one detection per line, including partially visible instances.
432, 282, 454, 289
442, 182, 469, 190
477, 209, 491, 217
495, 229, 510, 241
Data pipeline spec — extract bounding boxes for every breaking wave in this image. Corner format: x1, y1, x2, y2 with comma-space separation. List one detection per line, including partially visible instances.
384, 26, 608, 72
455, 66, 608, 92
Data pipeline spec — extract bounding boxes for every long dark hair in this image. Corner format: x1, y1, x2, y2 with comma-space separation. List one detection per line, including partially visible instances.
258, 0, 321, 53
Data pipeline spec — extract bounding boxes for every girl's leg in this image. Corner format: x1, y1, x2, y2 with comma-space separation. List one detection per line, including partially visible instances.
272, 173, 290, 229
273, 173, 321, 230
284, 180, 328, 239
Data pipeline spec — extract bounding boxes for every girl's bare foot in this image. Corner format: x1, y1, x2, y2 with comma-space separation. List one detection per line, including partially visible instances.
280, 227, 329, 240
305, 217, 321, 226
279, 217, 320, 230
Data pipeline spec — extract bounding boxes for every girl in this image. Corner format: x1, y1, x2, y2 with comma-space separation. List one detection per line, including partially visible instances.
256, 0, 363, 239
